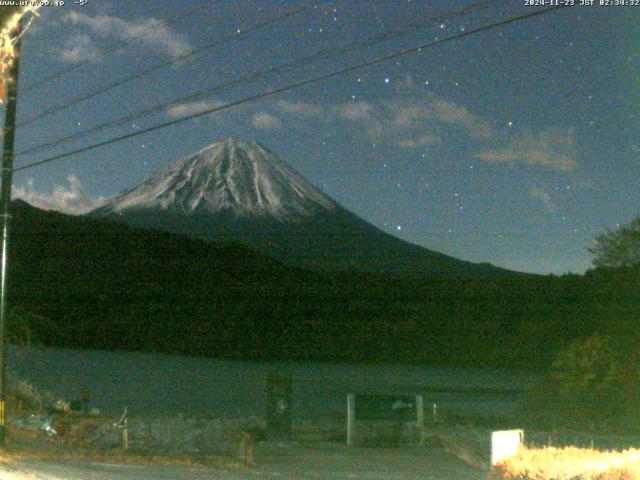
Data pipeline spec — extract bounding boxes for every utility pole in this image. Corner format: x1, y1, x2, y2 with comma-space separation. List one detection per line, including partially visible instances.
0, 19, 22, 446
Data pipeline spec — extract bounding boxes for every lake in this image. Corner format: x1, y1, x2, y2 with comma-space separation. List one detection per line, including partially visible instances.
8, 345, 537, 420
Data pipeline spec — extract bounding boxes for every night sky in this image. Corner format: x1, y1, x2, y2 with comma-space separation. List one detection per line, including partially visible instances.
9, 0, 640, 274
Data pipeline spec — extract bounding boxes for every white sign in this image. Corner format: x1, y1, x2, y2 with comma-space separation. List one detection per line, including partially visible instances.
491, 429, 523, 465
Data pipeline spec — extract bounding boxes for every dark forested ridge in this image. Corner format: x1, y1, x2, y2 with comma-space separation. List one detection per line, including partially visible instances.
6, 200, 632, 370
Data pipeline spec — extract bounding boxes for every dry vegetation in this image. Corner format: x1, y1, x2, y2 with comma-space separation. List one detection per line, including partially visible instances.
490, 447, 640, 480
1, 422, 238, 469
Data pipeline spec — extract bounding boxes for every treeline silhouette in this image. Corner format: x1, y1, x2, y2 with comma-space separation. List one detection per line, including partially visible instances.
7, 200, 635, 370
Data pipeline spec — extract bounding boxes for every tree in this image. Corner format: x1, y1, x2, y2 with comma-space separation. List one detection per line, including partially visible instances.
590, 217, 640, 269
548, 335, 626, 403
523, 334, 638, 431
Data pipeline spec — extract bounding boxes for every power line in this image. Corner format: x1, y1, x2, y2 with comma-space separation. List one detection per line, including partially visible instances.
16, 3, 310, 128
9, 231, 598, 237
16, 1, 489, 157
22, 0, 218, 93
13, 4, 570, 174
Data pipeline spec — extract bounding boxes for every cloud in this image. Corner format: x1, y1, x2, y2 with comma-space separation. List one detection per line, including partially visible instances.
275, 91, 491, 150
528, 185, 557, 213
338, 99, 442, 148
252, 112, 281, 130
476, 128, 578, 172
390, 104, 431, 128
335, 94, 493, 148
60, 34, 100, 63
336, 101, 375, 121
431, 98, 494, 140
13, 175, 105, 215
276, 100, 325, 117
63, 11, 191, 59
165, 100, 224, 118
397, 133, 440, 148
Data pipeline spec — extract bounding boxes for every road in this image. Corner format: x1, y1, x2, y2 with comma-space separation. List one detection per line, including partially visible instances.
0, 441, 486, 479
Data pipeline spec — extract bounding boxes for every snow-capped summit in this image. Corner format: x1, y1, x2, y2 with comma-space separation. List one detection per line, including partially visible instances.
94, 138, 336, 220
92, 138, 514, 277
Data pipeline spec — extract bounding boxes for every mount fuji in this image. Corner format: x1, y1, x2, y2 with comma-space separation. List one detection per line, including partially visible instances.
91, 138, 511, 277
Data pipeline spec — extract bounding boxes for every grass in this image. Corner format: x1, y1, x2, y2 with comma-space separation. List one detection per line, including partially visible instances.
490, 447, 640, 480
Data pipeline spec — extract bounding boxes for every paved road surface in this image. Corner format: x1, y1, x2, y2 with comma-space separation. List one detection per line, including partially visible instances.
1, 442, 486, 479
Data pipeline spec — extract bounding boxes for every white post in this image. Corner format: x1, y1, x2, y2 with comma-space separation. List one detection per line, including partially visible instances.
346, 393, 355, 446
416, 395, 424, 428
123, 418, 129, 450
416, 395, 424, 446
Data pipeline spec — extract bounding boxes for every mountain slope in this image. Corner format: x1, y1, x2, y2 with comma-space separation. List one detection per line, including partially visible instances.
92, 138, 517, 277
